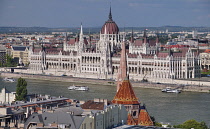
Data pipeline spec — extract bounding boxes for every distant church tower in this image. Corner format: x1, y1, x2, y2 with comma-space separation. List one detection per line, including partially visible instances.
112, 34, 154, 126
116, 36, 127, 92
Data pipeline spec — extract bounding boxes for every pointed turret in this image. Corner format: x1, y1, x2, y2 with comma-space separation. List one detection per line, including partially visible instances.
32, 42, 35, 52
108, 5, 113, 21
78, 23, 85, 53
79, 23, 83, 42
112, 30, 153, 127
138, 105, 154, 126
130, 28, 134, 43
143, 29, 147, 44
117, 35, 127, 91
112, 77, 139, 105
156, 31, 159, 44
88, 29, 91, 45
63, 32, 67, 51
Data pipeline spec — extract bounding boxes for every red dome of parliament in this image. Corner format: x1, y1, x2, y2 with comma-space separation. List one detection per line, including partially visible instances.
101, 7, 119, 34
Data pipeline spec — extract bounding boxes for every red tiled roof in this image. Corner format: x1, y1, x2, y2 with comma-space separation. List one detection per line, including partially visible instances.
68, 38, 76, 45
134, 39, 143, 46
138, 108, 154, 126
141, 54, 154, 59
80, 100, 104, 110
112, 78, 139, 105
101, 20, 119, 34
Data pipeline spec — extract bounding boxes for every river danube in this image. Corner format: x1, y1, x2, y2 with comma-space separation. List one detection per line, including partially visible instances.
1, 77, 210, 126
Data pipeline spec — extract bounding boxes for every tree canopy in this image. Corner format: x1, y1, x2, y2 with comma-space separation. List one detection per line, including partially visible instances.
15, 78, 28, 101
174, 119, 209, 129
4, 54, 18, 67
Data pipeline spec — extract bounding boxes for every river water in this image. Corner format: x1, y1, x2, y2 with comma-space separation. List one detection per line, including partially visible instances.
1, 77, 210, 126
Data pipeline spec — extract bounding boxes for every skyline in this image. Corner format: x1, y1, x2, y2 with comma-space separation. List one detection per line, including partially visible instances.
0, 0, 210, 28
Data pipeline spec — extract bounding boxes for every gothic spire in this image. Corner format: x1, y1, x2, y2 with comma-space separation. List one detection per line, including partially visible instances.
156, 30, 159, 44
131, 27, 134, 43
79, 23, 84, 42
117, 34, 127, 92
143, 29, 147, 44
143, 29, 147, 38
80, 23, 83, 37
108, 5, 113, 21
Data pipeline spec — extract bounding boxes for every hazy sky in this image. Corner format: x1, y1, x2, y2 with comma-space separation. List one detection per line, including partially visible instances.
0, 0, 210, 27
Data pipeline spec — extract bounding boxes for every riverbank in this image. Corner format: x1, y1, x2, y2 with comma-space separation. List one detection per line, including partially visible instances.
1, 72, 210, 93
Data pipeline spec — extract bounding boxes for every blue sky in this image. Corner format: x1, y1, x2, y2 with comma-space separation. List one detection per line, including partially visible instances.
0, 0, 210, 27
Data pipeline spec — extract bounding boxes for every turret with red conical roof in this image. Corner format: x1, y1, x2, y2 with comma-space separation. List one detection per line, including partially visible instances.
112, 33, 154, 126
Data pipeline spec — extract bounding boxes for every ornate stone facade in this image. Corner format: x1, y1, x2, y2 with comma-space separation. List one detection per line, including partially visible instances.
28, 8, 201, 81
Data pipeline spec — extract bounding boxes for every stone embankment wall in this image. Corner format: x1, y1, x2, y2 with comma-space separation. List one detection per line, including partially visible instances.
1, 72, 210, 93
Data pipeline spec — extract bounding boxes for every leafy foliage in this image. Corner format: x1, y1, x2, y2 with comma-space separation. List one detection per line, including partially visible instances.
4, 54, 18, 67
174, 119, 209, 129
15, 78, 27, 101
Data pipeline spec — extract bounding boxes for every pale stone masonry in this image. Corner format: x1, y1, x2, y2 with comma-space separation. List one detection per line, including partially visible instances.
0, 88, 16, 104
28, 8, 201, 82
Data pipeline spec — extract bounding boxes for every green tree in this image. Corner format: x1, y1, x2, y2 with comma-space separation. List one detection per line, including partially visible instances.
174, 119, 209, 129
15, 78, 28, 101
5, 54, 18, 67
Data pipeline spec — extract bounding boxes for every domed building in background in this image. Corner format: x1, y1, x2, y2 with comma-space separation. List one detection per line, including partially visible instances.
101, 7, 119, 34
29, 6, 200, 84
98, 6, 121, 52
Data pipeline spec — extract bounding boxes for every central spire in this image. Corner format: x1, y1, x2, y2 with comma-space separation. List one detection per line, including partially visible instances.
116, 34, 127, 92
108, 5, 113, 21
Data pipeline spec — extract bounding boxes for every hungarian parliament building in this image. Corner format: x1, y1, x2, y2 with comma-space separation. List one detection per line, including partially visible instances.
28, 8, 201, 81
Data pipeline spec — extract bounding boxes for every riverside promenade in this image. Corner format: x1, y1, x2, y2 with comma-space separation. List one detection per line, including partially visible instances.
1, 72, 210, 93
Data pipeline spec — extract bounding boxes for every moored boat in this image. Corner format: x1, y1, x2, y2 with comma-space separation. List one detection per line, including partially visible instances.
161, 87, 181, 93
68, 85, 89, 91
75, 86, 89, 91
3, 77, 15, 82
68, 85, 77, 90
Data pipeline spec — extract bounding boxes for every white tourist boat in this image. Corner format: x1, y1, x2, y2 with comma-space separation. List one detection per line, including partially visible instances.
68, 85, 89, 91
161, 87, 181, 93
3, 77, 15, 82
